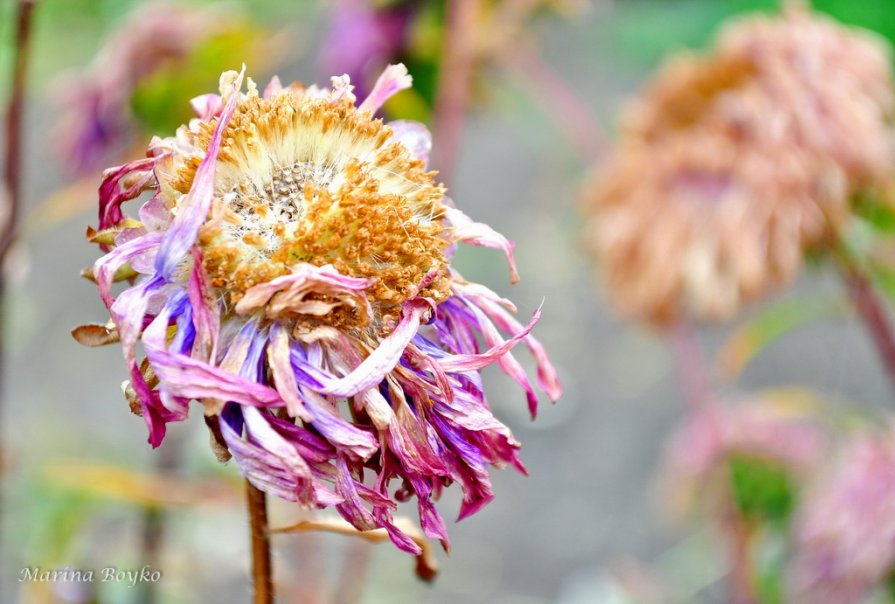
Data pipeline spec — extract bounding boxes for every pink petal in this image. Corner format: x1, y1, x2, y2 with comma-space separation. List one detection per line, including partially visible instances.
436, 309, 541, 373
358, 63, 412, 114
314, 299, 431, 397
444, 207, 519, 283
235, 263, 373, 320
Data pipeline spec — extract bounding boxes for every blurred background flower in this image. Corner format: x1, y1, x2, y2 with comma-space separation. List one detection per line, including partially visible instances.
583, 4, 895, 326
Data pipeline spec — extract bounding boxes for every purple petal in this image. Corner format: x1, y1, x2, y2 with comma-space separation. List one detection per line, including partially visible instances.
436, 309, 541, 373
155, 69, 244, 279
389, 120, 432, 165
98, 157, 157, 234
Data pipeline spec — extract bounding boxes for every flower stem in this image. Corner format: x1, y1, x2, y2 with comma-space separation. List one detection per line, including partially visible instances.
840, 263, 895, 393
668, 322, 758, 604
432, 0, 480, 185
246, 480, 274, 604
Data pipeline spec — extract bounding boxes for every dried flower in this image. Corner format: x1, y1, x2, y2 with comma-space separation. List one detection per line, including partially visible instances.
788, 426, 895, 603
76, 65, 561, 554
584, 6, 895, 326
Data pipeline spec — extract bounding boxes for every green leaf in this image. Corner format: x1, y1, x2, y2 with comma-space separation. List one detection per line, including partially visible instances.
718, 296, 843, 378
728, 455, 796, 525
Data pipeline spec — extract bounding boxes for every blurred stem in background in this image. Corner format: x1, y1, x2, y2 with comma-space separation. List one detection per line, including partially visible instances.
247, 479, 274, 604
135, 430, 187, 604
502, 46, 605, 164
1, 0, 36, 551
669, 323, 759, 604
838, 256, 895, 395
431, 0, 480, 185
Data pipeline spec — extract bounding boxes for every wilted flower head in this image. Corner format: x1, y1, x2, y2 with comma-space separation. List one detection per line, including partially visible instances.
76, 64, 561, 553
584, 6, 895, 326
55, 3, 275, 174
661, 396, 825, 517
788, 426, 895, 603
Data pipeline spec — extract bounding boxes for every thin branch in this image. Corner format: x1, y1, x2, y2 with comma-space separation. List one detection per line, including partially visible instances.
246, 480, 274, 604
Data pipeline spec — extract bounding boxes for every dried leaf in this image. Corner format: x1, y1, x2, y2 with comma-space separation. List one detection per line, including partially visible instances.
80, 263, 138, 283
71, 322, 119, 347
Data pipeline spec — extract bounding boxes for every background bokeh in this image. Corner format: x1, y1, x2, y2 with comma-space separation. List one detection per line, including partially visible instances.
2, 1, 895, 602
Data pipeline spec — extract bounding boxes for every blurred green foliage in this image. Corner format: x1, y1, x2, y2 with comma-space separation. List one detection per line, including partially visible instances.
728, 455, 796, 525
606, 0, 895, 68
130, 25, 270, 135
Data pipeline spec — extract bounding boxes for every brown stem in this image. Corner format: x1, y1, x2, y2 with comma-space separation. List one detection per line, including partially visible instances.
246, 480, 274, 604
667, 321, 758, 604
431, 0, 480, 185
841, 264, 895, 394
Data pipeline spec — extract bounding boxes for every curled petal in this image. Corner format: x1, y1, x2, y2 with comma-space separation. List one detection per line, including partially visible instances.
242, 407, 316, 504
149, 348, 284, 409
98, 157, 157, 234
463, 288, 563, 402
309, 299, 431, 397
94, 234, 162, 310
444, 207, 519, 283
436, 309, 541, 373
358, 63, 412, 114
189, 93, 222, 121
235, 263, 373, 321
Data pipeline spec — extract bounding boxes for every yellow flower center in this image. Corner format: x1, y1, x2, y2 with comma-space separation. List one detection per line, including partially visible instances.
170, 91, 452, 330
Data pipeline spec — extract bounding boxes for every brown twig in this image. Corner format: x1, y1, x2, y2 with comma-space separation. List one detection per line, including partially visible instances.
840, 263, 895, 394
271, 516, 439, 582
431, 0, 480, 185
246, 480, 274, 604
668, 321, 758, 604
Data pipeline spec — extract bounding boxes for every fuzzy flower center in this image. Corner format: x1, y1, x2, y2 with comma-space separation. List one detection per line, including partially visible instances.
171, 92, 452, 330
224, 161, 336, 258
